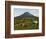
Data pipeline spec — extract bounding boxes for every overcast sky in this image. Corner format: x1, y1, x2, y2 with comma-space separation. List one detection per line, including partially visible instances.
14, 8, 39, 17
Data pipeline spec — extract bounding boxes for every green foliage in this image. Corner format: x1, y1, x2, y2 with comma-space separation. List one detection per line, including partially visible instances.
14, 17, 39, 30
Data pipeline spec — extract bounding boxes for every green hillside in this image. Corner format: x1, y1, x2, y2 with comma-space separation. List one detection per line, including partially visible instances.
14, 17, 39, 30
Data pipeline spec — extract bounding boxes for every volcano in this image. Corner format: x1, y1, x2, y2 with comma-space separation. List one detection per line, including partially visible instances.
15, 12, 38, 18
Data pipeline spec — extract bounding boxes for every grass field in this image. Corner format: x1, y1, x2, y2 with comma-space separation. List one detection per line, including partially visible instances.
14, 17, 39, 30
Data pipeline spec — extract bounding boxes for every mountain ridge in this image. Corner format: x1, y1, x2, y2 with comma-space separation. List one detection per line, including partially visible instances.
15, 12, 38, 18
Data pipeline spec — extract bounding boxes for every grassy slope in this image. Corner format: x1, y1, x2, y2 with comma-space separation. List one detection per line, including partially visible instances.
14, 17, 39, 30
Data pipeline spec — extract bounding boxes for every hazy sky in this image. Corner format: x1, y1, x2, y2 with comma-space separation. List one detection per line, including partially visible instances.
14, 8, 39, 17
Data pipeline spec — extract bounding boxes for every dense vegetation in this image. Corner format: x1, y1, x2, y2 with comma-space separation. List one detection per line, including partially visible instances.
14, 17, 39, 30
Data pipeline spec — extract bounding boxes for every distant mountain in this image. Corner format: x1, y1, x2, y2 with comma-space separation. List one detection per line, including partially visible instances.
15, 12, 38, 18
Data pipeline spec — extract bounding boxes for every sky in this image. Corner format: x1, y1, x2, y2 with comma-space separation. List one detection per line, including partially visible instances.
14, 8, 39, 17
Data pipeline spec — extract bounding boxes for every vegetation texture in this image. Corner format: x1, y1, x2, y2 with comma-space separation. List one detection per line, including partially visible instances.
14, 17, 39, 30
